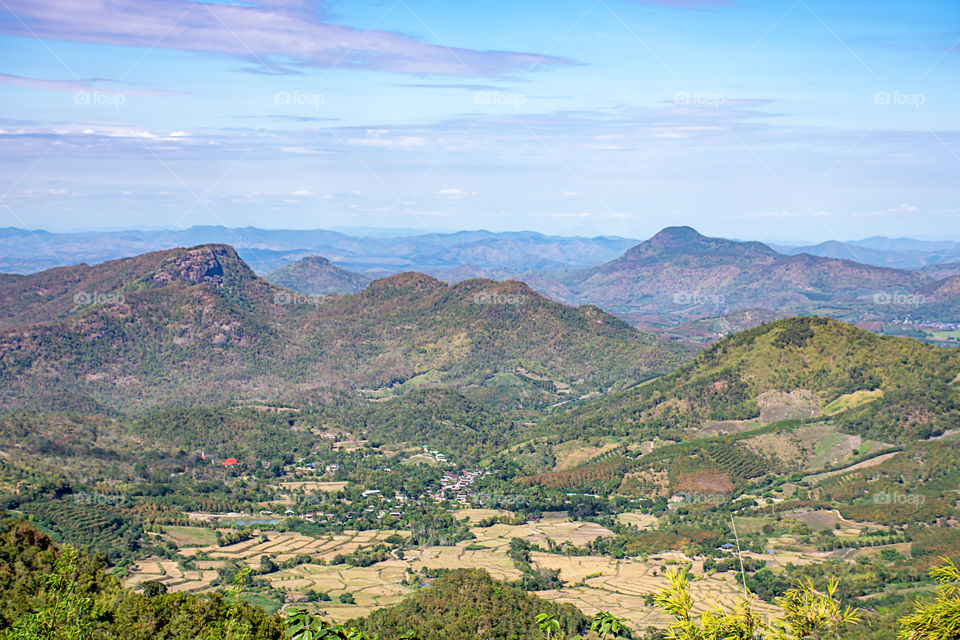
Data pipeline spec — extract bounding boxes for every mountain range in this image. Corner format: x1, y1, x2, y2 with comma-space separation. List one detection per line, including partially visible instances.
0, 243, 685, 413
4, 226, 959, 347
772, 237, 960, 270
0, 226, 637, 276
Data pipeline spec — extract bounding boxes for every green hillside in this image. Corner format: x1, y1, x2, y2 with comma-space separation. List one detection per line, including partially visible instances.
0, 244, 687, 412
351, 569, 586, 640
544, 316, 960, 443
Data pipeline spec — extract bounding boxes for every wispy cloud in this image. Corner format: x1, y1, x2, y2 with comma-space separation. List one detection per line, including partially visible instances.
0, 0, 575, 76
0, 72, 178, 96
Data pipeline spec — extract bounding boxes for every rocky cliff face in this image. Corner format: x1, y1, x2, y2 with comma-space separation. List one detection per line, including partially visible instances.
150, 244, 253, 288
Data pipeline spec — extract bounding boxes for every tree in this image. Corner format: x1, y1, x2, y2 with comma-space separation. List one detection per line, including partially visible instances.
536, 613, 581, 640
284, 608, 417, 640
0, 547, 94, 640
591, 612, 631, 639
898, 557, 960, 640
651, 567, 859, 640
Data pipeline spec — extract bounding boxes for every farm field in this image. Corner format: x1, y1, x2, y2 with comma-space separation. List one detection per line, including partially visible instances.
533, 552, 780, 627
122, 511, 879, 627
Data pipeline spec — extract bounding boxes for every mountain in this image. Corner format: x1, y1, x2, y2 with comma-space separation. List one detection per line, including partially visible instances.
658, 308, 786, 342
524, 316, 960, 499
0, 226, 637, 276
559, 226, 937, 324
773, 238, 960, 270
545, 316, 960, 443
921, 261, 960, 280
264, 255, 371, 295
0, 244, 687, 412
770, 240, 923, 270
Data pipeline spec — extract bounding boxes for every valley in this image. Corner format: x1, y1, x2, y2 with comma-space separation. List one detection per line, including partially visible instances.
0, 243, 957, 639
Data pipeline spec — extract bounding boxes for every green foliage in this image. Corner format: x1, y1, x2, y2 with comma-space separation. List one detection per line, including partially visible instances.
591, 612, 631, 639
652, 566, 860, 640
0, 249, 684, 412
352, 569, 587, 640
544, 317, 960, 444
1, 547, 95, 640
897, 558, 960, 640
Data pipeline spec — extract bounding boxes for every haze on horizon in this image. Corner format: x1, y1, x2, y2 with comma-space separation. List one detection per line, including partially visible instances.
0, 0, 957, 242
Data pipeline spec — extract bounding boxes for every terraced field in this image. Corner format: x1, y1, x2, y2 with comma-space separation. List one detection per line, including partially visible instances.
533, 552, 779, 627
125, 512, 879, 627
126, 557, 225, 593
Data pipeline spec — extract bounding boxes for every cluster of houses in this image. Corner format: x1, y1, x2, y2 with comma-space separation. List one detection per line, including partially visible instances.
421, 446, 448, 464
434, 470, 486, 504
288, 490, 411, 525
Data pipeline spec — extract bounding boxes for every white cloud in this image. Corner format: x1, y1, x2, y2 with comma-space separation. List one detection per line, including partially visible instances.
438, 188, 477, 198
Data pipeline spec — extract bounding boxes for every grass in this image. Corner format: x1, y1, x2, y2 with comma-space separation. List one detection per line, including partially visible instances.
732, 516, 772, 535
823, 389, 883, 416
810, 432, 852, 468
930, 330, 960, 341
240, 591, 282, 614
160, 525, 218, 546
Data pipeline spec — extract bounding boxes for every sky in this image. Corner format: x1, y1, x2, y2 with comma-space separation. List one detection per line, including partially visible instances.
0, 0, 957, 242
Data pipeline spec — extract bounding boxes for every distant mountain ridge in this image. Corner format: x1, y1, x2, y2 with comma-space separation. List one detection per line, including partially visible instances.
0, 226, 638, 276
773, 237, 960, 270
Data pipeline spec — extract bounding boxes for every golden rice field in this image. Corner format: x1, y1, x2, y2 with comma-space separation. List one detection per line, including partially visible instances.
126, 513, 840, 627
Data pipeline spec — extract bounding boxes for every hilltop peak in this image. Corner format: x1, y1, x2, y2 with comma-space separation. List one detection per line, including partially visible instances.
295, 255, 332, 267
150, 243, 255, 288
649, 225, 705, 244
619, 227, 779, 262
364, 271, 446, 296
264, 255, 369, 295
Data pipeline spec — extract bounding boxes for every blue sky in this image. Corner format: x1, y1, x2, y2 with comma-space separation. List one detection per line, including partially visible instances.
0, 0, 957, 241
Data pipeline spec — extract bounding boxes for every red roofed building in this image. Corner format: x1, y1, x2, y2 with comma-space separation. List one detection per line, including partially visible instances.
222, 458, 239, 466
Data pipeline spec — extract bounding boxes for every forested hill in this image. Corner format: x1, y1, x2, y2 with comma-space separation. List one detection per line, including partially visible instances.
544, 316, 960, 443
0, 244, 688, 412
